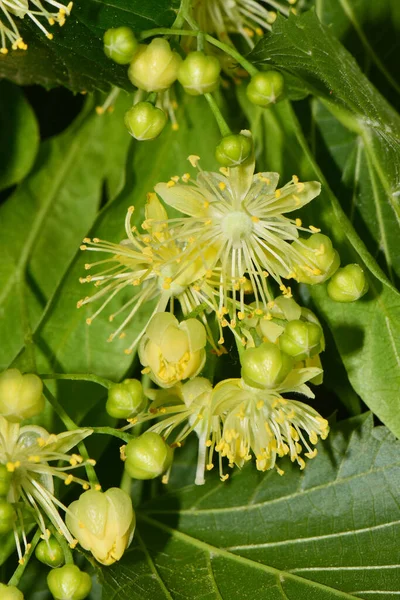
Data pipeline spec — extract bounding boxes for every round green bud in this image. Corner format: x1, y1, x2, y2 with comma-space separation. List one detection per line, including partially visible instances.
128, 38, 182, 92
178, 51, 220, 95
124, 432, 173, 480
0, 369, 45, 422
279, 319, 323, 361
0, 584, 24, 600
124, 103, 167, 141
47, 565, 92, 600
0, 463, 11, 497
246, 70, 285, 107
35, 537, 65, 568
241, 342, 293, 389
106, 378, 146, 420
0, 499, 16, 535
293, 233, 340, 284
327, 264, 368, 303
103, 27, 138, 65
215, 133, 253, 167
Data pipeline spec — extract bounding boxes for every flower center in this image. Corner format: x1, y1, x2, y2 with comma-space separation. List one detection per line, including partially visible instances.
221, 211, 253, 248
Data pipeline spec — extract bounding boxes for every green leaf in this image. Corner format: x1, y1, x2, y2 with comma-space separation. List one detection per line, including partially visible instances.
249, 10, 400, 262
0, 0, 178, 93
0, 94, 132, 371
34, 95, 220, 381
99, 415, 400, 599
0, 80, 39, 191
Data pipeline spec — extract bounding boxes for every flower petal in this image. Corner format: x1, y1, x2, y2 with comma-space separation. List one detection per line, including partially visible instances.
155, 182, 209, 217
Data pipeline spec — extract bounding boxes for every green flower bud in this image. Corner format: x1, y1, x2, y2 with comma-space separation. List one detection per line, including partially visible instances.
35, 537, 65, 567
0, 584, 24, 600
215, 133, 253, 167
178, 51, 220, 95
279, 319, 323, 361
103, 27, 138, 65
0, 369, 45, 422
0, 499, 16, 535
293, 233, 340, 284
139, 313, 207, 388
66, 488, 135, 566
327, 264, 368, 302
47, 565, 92, 600
241, 342, 293, 389
0, 463, 11, 497
106, 379, 146, 420
128, 38, 182, 92
124, 432, 173, 480
124, 102, 167, 141
246, 71, 285, 107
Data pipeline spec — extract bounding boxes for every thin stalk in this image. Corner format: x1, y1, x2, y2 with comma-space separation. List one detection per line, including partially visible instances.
204, 93, 231, 136
8, 528, 41, 587
91, 426, 132, 443
50, 526, 74, 565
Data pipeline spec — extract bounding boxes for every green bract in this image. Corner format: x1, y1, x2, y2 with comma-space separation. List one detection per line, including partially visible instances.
215, 133, 253, 167
0, 498, 16, 534
66, 488, 135, 566
124, 432, 173, 480
103, 27, 138, 65
278, 319, 323, 361
106, 378, 146, 420
35, 537, 65, 567
47, 565, 92, 600
240, 342, 293, 389
124, 103, 167, 141
178, 51, 221, 95
0, 369, 45, 422
246, 70, 285, 106
128, 38, 182, 92
293, 233, 340, 284
0, 584, 24, 600
327, 264, 369, 302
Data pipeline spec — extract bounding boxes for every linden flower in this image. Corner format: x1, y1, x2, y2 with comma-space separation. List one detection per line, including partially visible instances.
209, 371, 329, 479
155, 135, 323, 339
0, 416, 93, 564
192, 0, 297, 48
78, 193, 218, 354
0, 0, 73, 54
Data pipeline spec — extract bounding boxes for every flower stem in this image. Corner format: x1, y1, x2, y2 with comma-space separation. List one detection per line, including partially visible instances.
42, 385, 100, 487
50, 526, 74, 565
40, 373, 112, 389
139, 28, 258, 75
204, 93, 231, 137
8, 528, 42, 587
91, 426, 132, 443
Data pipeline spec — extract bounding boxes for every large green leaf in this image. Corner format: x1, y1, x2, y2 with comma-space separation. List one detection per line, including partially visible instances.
34, 95, 220, 380
0, 81, 39, 191
0, 94, 132, 371
249, 10, 400, 274
0, 0, 177, 93
98, 415, 400, 599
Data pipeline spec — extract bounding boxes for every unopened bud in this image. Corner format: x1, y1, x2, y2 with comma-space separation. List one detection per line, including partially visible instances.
139, 313, 206, 388
103, 27, 138, 65
0, 499, 16, 535
215, 133, 252, 167
327, 264, 368, 302
124, 102, 167, 141
178, 51, 220, 95
0, 463, 11, 496
293, 233, 340, 284
106, 379, 146, 420
0, 369, 45, 422
36, 537, 65, 567
246, 71, 285, 107
0, 584, 24, 600
66, 488, 135, 566
128, 38, 182, 92
241, 342, 293, 389
47, 565, 92, 600
124, 432, 173, 480
279, 319, 323, 361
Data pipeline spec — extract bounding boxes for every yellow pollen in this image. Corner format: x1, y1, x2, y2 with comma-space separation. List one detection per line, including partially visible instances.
256, 400, 264, 409
219, 167, 229, 176
305, 449, 318, 459
218, 182, 226, 191
82, 483, 90, 490
167, 180, 176, 188
65, 475, 73, 485
141, 367, 151, 374
69, 540, 78, 549
188, 155, 200, 167
220, 474, 229, 482
120, 446, 127, 461
28, 456, 41, 463
78, 521, 85, 529
295, 218, 302, 227
206, 463, 214, 471
171, 176, 180, 182
0, 48, 9, 55
206, 440, 212, 447
292, 174, 299, 184
251, 216, 260, 223
237, 311, 245, 320
161, 475, 169, 484
243, 26, 254, 37
276, 467, 285, 476
275, 189, 281, 198
95, 484, 102, 491
95, 106, 104, 115
172, 123, 179, 131
182, 173, 191, 182
255, 27, 263, 36
309, 225, 321, 233
87, 459, 96, 466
